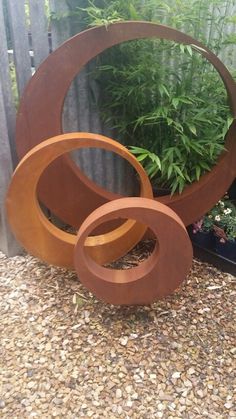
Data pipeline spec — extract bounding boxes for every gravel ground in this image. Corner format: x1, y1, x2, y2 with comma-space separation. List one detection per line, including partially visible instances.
0, 248, 235, 419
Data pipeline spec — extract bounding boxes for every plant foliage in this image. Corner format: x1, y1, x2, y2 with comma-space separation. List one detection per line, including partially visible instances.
63, 0, 236, 194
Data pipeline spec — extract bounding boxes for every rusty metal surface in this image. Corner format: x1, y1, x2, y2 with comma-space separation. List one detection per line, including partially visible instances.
6, 133, 153, 268
74, 197, 193, 305
16, 21, 236, 228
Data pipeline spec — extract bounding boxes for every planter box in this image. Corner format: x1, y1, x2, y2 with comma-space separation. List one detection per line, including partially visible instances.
188, 226, 215, 250
215, 237, 236, 262
228, 178, 236, 200
188, 225, 236, 275
192, 243, 236, 276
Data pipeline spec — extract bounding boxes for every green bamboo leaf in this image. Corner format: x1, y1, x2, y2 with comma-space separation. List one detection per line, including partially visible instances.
136, 154, 148, 162
184, 172, 191, 182
179, 97, 194, 104
170, 178, 179, 195
188, 124, 197, 136
189, 142, 203, 154
186, 45, 193, 56
167, 164, 173, 180
129, 4, 139, 20
174, 148, 182, 160
173, 165, 185, 179
199, 161, 211, 170
158, 84, 170, 97
129, 146, 149, 154
152, 154, 162, 170
226, 116, 233, 129
195, 166, 201, 180
167, 117, 173, 125
178, 177, 186, 193
149, 167, 159, 179
172, 98, 179, 109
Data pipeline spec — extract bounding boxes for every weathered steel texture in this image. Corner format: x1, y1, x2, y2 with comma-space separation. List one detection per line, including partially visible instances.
0, 0, 17, 167
7, 0, 32, 97
16, 22, 236, 229
28, 0, 50, 69
74, 197, 193, 305
0, 80, 21, 256
6, 133, 153, 267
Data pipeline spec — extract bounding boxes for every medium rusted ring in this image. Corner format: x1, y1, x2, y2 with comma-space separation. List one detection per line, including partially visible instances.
74, 197, 193, 305
16, 22, 236, 227
6, 133, 153, 268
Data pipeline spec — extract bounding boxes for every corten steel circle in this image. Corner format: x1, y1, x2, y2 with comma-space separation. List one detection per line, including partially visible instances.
74, 197, 193, 305
6, 133, 153, 268
16, 21, 236, 227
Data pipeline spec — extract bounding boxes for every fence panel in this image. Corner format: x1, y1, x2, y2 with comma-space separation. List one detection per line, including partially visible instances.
28, 0, 50, 69
0, 0, 17, 167
7, 0, 32, 97
0, 79, 21, 256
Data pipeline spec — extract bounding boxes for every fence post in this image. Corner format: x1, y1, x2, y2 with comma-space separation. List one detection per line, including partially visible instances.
0, 79, 21, 256
0, 0, 17, 167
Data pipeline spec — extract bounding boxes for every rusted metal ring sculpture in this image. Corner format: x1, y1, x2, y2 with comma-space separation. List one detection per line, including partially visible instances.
74, 197, 193, 305
16, 21, 236, 228
6, 133, 153, 268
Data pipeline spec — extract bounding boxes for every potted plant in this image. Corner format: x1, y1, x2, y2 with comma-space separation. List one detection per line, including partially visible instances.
190, 197, 236, 261
210, 200, 236, 262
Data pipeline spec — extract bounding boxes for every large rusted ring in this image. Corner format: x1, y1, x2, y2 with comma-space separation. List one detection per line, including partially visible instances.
16, 22, 236, 227
6, 133, 153, 268
74, 197, 193, 305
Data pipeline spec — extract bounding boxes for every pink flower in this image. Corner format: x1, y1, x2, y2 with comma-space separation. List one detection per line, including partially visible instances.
193, 219, 203, 232
220, 238, 226, 243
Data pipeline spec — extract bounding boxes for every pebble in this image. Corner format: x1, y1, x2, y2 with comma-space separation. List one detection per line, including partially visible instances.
119, 336, 128, 346
117, 406, 123, 415
196, 390, 204, 398
27, 381, 36, 389
0, 251, 235, 418
0, 400, 5, 409
53, 398, 63, 406
116, 389, 122, 399
224, 402, 233, 409
187, 367, 195, 375
172, 371, 181, 379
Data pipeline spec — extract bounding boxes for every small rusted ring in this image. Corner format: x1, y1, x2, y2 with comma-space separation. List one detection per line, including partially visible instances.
74, 197, 193, 305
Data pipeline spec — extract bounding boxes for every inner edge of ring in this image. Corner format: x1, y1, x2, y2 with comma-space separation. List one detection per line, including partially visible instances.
36, 136, 152, 246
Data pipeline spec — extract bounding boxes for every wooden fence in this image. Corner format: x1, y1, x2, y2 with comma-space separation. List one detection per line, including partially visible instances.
0, 0, 236, 256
